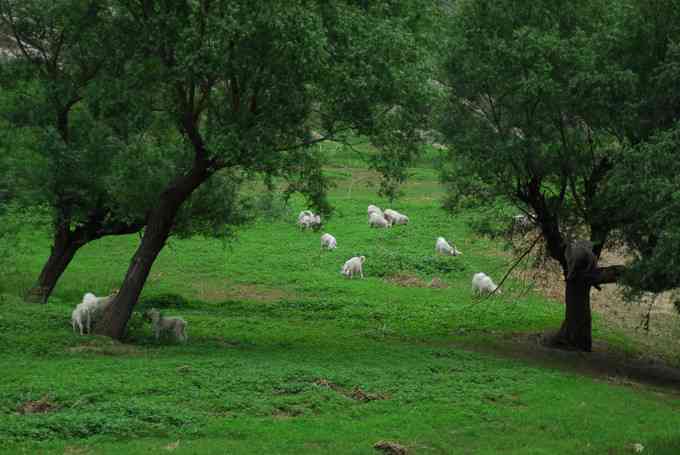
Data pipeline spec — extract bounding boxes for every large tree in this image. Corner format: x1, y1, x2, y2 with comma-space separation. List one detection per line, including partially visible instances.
0, 0, 250, 303
93, 0, 434, 339
0, 0, 147, 303
439, 0, 680, 350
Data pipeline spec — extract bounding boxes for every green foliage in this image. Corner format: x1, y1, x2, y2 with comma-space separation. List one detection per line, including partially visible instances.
137, 294, 190, 311
0, 203, 49, 277
438, 0, 680, 304
607, 123, 680, 296
367, 248, 467, 277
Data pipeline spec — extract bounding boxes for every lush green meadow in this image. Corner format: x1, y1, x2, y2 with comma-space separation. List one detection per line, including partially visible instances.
1, 153, 679, 454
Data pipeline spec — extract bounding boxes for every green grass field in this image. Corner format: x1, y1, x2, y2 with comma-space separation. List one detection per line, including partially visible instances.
1, 151, 679, 454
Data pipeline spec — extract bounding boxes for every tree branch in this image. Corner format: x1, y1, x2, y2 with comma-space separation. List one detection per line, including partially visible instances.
586, 265, 625, 286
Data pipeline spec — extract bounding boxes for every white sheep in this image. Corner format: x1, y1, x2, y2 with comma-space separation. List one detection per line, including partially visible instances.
368, 211, 391, 228
435, 237, 462, 256
84, 291, 116, 316
298, 211, 321, 230
341, 255, 365, 279
298, 210, 314, 220
384, 209, 409, 225
320, 233, 337, 250
71, 303, 91, 335
367, 204, 383, 217
471, 272, 501, 296
145, 308, 188, 343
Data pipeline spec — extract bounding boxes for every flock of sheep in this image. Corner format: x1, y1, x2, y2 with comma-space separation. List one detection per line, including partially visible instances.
303, 204, 502, 294
71, 292, 188, 342
68, 203, 504, 343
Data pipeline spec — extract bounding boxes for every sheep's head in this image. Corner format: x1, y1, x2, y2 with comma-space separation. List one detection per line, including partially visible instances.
359, 255, 366, 263
144, 308, 160, 322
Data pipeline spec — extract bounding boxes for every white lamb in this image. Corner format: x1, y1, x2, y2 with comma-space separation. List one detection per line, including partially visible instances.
435, 237, 462, 256
368, 211, 391, 228
384, 209, 409, 225
145, 308, 188, 343
71, 302, 91, 335
298, 210, 313, 220
367, 204, 383, 217
341, 255, 365, 279
320, 233, 337, 250
471, 272, 501, 296
83, 291, 116, 318
298, 211, 321, 230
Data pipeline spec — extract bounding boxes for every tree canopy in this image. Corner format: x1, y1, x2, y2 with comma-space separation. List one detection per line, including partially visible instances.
439, 0, 680, 350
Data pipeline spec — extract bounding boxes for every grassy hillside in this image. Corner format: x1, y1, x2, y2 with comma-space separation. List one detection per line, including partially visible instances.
1, 150, 679, 454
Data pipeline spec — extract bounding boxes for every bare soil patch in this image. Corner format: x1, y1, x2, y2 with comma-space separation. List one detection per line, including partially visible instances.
17, 395, 57, 414
192, 281, 295, 303
313, 378, 389, 402
67, 340, 142, 356
374, 440, 409, 455
385, 274, 448, 289
385, 273, 428, 288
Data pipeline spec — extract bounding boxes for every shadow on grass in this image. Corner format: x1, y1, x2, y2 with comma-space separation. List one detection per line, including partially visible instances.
455, 331, 680, 394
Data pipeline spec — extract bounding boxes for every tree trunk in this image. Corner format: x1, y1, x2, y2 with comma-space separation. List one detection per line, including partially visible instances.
94, 166, 212, 339
545, 265, 625, 351
25, 226, 82, 304
549, 277, 593, 351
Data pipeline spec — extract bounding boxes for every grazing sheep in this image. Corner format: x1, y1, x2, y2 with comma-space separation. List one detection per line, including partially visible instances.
341, 255, 365, 279
144, 308, 188, 343
320, 233, 337, 250
384, 209, 409, 225
368, 211, 391, 228
367, 204, 383, 217
435, 237, 462, 256
81, 291, 117, 328
471, 272, 501, 296
71, 303, 90, 335
298, 211, 322, 230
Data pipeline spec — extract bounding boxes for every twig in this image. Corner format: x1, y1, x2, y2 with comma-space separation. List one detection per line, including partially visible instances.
458, 233, 542, 312
486, 233, 543, 299
635, 297, 654, 333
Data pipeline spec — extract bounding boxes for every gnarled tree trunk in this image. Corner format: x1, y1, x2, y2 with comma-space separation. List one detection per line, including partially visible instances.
25, 213, 145, 304
25, 224, 82, 304
551, 277, 593, 351
95, 165, 213, 339
547, 265, 625, 351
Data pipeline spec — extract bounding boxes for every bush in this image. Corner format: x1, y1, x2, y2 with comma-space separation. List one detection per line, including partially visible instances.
368, 248, 467, 278
137, 293, 189, 311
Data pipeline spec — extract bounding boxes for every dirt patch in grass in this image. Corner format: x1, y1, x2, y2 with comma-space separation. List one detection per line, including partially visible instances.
428, 277, 448, 289
373, 440, 409, 455
314, 378, 389, 402
385, 274, 448, 289
68, 340, 143, 356
193, 282, 294, 303
17, 395, 57, 414
385, 274, 428, 288
63, 447, 92, 455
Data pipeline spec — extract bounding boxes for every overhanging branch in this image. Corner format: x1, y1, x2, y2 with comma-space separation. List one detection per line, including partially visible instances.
586, 265, 625, 286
